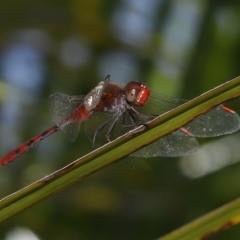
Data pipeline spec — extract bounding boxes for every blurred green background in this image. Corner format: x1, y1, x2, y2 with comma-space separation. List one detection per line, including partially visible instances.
1, 1, 240, 239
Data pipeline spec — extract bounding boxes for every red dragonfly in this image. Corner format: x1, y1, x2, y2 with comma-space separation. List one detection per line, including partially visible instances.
0, 75, 240, 165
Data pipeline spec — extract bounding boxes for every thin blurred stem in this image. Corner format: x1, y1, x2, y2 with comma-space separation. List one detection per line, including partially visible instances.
159, 198, 240, 240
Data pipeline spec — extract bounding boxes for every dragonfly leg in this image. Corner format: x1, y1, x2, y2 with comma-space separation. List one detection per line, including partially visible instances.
128, 105, 157, 120
105, 113, 122, 142
121, 107, 156, 128
92, 112, 118, 148
105, 108, 152, 142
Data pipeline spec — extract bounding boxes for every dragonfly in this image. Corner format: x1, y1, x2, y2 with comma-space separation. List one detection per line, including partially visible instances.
0, 75, 240, 166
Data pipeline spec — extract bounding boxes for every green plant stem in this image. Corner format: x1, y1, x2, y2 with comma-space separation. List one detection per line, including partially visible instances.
0, 76, 240, 227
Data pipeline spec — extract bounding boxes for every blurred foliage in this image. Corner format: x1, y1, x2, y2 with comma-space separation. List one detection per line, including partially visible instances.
1, 0, 240, 240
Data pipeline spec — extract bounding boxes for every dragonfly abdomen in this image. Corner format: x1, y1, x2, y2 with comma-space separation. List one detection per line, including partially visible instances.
0, 125, 59, 166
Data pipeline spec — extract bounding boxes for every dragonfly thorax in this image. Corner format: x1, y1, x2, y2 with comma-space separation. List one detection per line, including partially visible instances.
93, 83, 126, 112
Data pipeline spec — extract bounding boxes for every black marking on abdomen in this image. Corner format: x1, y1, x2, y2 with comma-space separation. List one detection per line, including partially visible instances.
27, 140, 35, 147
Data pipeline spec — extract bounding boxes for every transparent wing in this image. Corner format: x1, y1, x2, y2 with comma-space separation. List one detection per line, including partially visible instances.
49, 92, 84, 142
48, 75, 110, 142
138, 93, 240, 137
137, 92, 183, 115
184, 105, 240, 137
131, 129, 199, 157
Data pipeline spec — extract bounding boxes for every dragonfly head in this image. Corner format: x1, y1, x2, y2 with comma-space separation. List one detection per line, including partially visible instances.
124, 81, 151, 107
